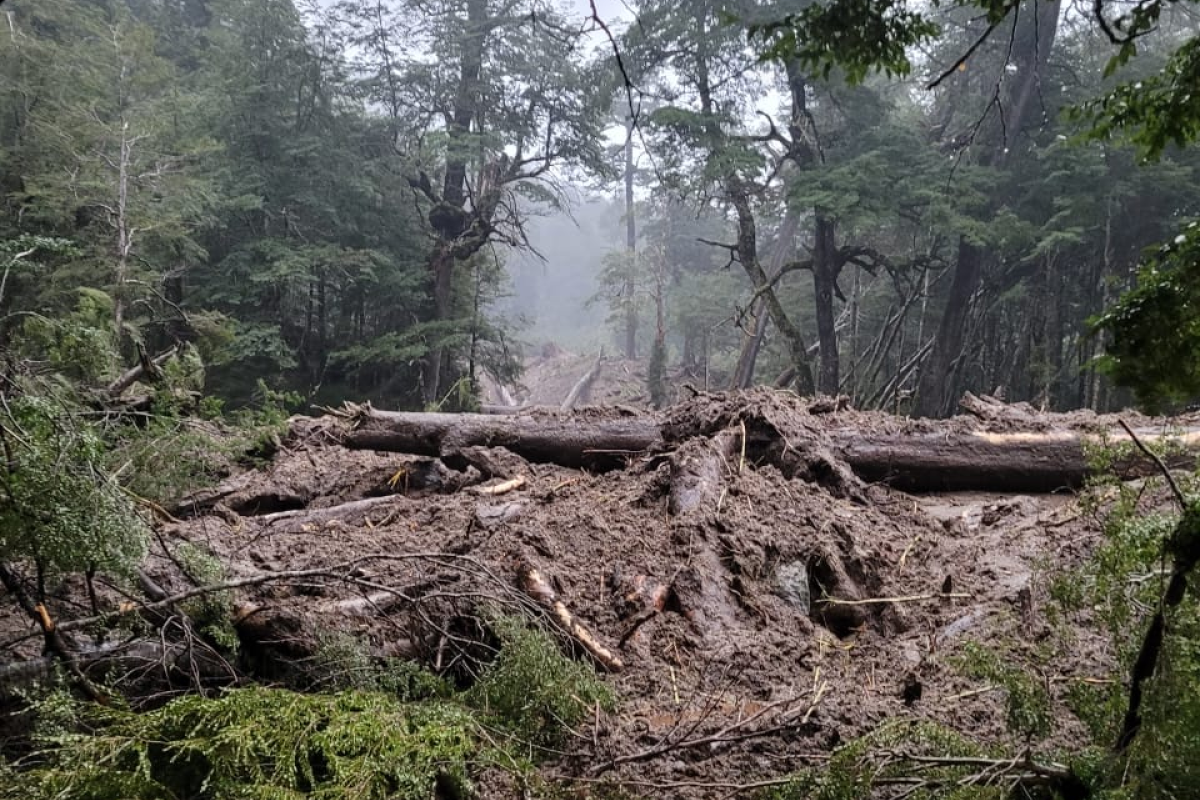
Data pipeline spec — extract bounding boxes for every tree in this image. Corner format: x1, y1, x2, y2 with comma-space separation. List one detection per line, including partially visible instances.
751, 0, 1200, 414
339, 0, 613, 403
2, 0, 213, 364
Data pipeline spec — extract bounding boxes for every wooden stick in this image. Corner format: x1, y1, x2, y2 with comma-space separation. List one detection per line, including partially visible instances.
817, 592, 970, 606
518, 564, 623, 672
475, 475, 527, 496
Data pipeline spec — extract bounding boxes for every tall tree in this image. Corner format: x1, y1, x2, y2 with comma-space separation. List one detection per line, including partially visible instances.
340, 0, 612, 403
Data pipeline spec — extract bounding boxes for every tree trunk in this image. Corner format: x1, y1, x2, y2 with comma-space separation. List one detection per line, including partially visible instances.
327, 407, 1200, 493
730, 210, 800, 389
623, 114, 638, 360
561, 351, 603, 411
813, 215, 839, 394
421, 0, 488, 404
423, 244, 456, 404
914, 0, 1061, 417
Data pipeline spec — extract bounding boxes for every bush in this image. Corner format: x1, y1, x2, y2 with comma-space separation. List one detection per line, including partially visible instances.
6, 616, 617, 799
6, 687, 489, 800
467, 616, 614, 748
0, 390, 147, 579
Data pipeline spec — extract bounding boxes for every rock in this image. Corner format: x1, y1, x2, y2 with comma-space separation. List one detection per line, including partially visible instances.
775, 561, 811, 614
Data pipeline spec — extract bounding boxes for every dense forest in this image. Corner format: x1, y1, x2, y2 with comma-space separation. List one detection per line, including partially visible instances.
6, 0, 1200, 797
4, 0, 1200, 414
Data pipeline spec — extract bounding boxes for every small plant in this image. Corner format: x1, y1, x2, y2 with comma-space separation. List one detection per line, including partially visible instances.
310, 631, 452, 700
467, 615, 614, 748
175, 542, 239, 653
951, 642, 1052, 741
761, 720, 1005, 800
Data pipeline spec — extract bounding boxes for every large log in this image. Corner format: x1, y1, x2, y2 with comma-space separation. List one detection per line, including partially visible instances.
837, 429, 1200, 493
336, 408, 1200, 493
343, 409, 658, 471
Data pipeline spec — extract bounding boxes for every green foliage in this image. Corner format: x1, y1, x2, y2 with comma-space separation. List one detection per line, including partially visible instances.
748, 0, 940, 84
15, 290, 120, 385
760, 720, 1000, 800
309, 632, 453, 699
1081, 38, 1200, 159
7, 687, 490, 800
1042, 456, 1200, 798
6, 615, 617, 799
175, 542, 239, 653
467, 616, 614, 748
952, 642, 1052, 740
0, 389, 147, 578
109, 377, 298, 505
1091, 221, 1200, 410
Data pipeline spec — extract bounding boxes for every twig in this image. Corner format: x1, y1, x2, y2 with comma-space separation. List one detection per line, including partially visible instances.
817, 592, 970, 606
1118, 418, 1186, 510
474, 475, 527, 496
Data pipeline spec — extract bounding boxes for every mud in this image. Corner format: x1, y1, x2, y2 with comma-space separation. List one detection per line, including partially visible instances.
0, 388, 1149, 797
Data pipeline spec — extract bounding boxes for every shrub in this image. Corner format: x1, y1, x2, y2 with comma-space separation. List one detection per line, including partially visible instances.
7, 687, 491, 800
467, 616, 614, 748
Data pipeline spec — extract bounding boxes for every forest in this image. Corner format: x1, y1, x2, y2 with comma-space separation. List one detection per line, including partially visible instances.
4, 0, 1200, 797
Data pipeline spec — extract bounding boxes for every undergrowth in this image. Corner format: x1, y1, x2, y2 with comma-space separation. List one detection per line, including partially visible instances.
4, 615, 613, 800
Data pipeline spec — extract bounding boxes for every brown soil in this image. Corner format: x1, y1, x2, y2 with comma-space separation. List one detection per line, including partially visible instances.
0, 388, 1148, 797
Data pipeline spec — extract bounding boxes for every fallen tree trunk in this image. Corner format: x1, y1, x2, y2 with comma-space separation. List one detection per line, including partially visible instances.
835, 429, 1200, 493
106, 344, 179, 397
330, 407, 1200, 493
561, 350, 603, 411
343, 409, 657, 471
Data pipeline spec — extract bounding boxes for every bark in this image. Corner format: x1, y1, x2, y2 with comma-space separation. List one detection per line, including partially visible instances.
691, 6, 814, 394
329, 407, 1200, 493
421, 0, 489, 404
623, 115, 638, 360
342, 408, 658, 471
916, 237, 982, 417
730, 211, 800, 389
813, 215, 840, 394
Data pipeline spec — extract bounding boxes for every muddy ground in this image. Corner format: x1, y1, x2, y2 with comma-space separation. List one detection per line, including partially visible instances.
1, 386, 1174, 797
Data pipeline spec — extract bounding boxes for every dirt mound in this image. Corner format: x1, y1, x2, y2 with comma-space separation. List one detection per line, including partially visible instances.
1, 389, 1139, 795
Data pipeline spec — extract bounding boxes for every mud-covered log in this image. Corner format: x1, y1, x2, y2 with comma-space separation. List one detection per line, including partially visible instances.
833, 428, 1200, 493
343, 409, 658, 471
329, 408, 1200, 492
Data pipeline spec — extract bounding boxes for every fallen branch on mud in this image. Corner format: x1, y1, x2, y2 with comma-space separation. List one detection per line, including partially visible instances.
22, 553, 508, 639
817, 592, 971, 606
519, 563, 623, 673
474, 475, 526, 496
871, 750, 1082, 796
588, 682, 828, 775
